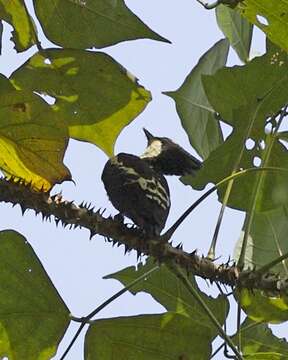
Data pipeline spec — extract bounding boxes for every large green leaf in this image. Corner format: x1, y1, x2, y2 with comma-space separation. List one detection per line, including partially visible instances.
238, 0, 288, 52
0, 75, 70, 191
233, 206, 288, 323
232, 318, 288, 358
216, 4, 253, 63
185, 48, 288, 212
235, 207, 288, 276
105, 260, 228, 324
164, 39, 229, 159
85, 312, 214, 360
33, 0, 169, 49
0, 0, 36, 51
202, 47, 288, 121
11, 49, 151, 156
0, 230, 70, 359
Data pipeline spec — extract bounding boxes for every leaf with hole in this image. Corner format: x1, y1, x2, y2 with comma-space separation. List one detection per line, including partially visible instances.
237, 0, 288, 52
11, 49, 151, 156
184, 48, 288, 212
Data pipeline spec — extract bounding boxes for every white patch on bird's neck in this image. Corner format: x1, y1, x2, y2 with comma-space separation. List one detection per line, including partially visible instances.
140, 140, 162, 159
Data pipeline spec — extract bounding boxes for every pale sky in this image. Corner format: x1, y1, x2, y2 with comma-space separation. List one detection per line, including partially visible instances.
1, 1, 285, 359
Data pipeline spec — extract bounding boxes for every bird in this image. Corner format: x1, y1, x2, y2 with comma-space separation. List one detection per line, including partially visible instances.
101, 128, 202, 236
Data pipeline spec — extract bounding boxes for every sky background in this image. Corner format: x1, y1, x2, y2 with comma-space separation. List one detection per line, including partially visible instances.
0, 1, 286, 359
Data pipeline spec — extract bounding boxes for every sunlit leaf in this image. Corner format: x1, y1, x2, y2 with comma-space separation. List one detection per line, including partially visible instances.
0, 230, 70, 359
235, 289, 288, 324
0, 0, 36, 51
85, 313, 213, 360
216, 4, 253, 63
164, 39, 229, 159
232, 317, 288, 358
33, 0, 169, 49
11, 49, 151, 156
238, 0, 288, 52
0, 75, 70, 191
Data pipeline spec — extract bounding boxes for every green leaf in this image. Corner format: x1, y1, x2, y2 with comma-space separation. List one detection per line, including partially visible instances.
186, 48, 288, 212
216, 4, 253, 63
202, 47, 288, 121
0, 75, 71, 191
235, 207, 288, 276
0, 0, 36, 51
235, 289, 288, 324
238, 0, 288, 52
232, 318, 288, 358
105, 260, 228, 324
234, 206, 288, 323
0, 230, 70, 359
164, 39, 229, 159
11, 49, 151, 156
33, 0, 169, 49
85, 313, 213, 360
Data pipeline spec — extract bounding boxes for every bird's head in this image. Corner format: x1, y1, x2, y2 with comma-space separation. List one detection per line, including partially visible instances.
140, 128, 202, 176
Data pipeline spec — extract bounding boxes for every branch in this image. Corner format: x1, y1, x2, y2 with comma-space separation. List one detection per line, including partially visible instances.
0, 178, 288, 295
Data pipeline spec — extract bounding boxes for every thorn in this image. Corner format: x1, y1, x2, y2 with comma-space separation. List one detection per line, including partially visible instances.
89, 230, 96, 240
20, 204, 26, 215
136, 249, 142, 260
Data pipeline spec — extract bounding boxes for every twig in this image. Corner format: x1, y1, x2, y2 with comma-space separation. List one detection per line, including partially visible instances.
169, 264, 243, 360
60, 266, 159, 359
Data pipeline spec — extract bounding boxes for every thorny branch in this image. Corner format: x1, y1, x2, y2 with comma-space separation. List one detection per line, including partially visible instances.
1, 177, 288, 295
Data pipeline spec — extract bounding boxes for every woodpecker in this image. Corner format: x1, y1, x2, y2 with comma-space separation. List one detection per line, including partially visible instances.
101, 129, 202, 236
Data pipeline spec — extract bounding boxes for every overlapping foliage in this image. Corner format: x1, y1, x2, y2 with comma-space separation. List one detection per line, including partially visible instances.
0, 0, 288, 359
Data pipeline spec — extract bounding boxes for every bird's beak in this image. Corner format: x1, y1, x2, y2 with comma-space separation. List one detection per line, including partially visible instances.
143, 128, 155, 142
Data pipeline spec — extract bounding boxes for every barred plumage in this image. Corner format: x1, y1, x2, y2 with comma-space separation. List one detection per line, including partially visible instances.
101, 129, 201, 236
102, 153, 170, 235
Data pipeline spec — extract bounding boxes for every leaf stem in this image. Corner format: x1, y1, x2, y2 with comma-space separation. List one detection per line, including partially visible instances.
170, 264, 243, 360
59, 265, 159, 360
253, 250, 288, 277
163, 167, 287, 242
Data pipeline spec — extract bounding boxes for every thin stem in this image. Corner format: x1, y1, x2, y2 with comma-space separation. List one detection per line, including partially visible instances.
237, 105, 288, 268
207, 177, 235, 260
253, 250, 288, 277
59, 265, 159, 360
163, 167, 287, 242
170, 264, 243, 360
237, 303, 241, 354
211, 342, 225, 359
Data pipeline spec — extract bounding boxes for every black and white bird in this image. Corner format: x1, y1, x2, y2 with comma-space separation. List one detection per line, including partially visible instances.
101, 129, 202, 236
